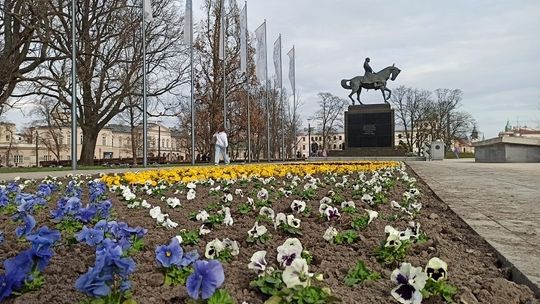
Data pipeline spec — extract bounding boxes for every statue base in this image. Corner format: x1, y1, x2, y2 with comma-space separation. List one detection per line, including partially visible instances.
327, 103, 405, 157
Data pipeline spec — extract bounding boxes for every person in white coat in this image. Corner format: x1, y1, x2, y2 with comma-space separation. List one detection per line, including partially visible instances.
213, 127, 230, 165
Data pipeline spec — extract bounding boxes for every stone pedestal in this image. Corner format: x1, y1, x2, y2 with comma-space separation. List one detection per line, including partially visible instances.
346, 104, 394, 148
329, 103, 403, 157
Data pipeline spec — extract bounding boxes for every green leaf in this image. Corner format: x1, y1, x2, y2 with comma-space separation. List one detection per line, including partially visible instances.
207, 289, 235, 304
344, 260, 380, 286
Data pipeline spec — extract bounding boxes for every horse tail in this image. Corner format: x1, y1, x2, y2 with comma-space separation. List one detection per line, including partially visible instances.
340, 79, 351, 89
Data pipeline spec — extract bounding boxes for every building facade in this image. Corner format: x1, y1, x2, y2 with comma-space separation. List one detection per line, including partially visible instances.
0, 122, 189, 167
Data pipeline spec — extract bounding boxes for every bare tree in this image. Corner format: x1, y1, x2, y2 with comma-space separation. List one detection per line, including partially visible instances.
0, 0, 50, 115
17, 0, 188, 165
30, 97, 67, 160
390, 86, 431, 153
311, 92, 346, 153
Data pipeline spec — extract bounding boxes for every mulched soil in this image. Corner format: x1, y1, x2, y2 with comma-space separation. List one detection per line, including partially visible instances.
1, 165, 538, 304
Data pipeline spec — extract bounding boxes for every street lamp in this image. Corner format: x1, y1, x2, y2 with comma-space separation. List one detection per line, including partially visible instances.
307, 119, 312, 158
35, 128, 39, 167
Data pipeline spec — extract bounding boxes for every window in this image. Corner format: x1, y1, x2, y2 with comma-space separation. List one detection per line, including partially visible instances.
5, 134, 10, 141
67, 133, 71, 145
80, 135, 83, 143
102, 136, 107, 146
14, 155, 23, 164
111, 138, 114, 147
333, 144, 336, 149
334, 136, 337, 140
302, 137, 305, 142
339, 144, 342, 149
119, 137, 123, 147
162, 139, 165, 148
166, 139, 170, 148
339, 136, 342, 140
302, 145, 306, 150
398, 134, 403, 139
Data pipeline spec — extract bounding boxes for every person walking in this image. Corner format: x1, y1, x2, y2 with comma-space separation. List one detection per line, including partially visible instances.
213, 127, 230, 165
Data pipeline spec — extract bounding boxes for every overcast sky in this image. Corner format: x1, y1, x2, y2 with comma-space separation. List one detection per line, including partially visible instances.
5, 0, 540, 138
245, 0, 540, 138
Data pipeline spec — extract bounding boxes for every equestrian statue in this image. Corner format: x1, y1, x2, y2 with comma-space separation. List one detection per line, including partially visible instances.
340, 57, 401, 105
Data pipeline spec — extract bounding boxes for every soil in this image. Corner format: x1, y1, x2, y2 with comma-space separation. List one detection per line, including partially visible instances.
0, 165, 538, 304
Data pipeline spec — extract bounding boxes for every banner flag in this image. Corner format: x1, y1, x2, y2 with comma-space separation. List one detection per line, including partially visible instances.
255, 21, 267, 84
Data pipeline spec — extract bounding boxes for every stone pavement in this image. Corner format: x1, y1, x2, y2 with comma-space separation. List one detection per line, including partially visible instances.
407, 159, 540, 297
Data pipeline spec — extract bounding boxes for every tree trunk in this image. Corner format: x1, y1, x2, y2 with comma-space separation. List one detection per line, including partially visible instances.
80, 127, 99, 165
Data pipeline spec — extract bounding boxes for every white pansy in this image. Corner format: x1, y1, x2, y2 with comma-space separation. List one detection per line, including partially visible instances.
341, 201, 355, 209
324, 206, 341, 221
162, 218, 178, 229
247, 197, 254, 206
274, 213, 287, 229
141, 200, 151, 208
365, 209, 379, 224
223, 213, 234, 226
319, 197, 332, 205
391, 200, 402, 209
257, 188, 269, 201
318, 203, 330, 216
199, 224, 211, 236
282, 258, 312, 288
248, 222, 268, 237
222, 193, 233, 203
166, 197, 181, 208
196, 210, 209, 222
150, 206, 163, 219
323, 226, 338, 242
425, 257, 448, 281
223, 238, 240, 256
286, 215, 301, 228
390, 263, 428, 304
259, 207, 275, 220
235, 189, 244, 196
187, 189, 196, 200
277, 238, 303, 267
361, 194, 374, 205
290, 200, 306, 213
187, 182, 196, 189
248, 250, 268, 273
205, 239, 225, 259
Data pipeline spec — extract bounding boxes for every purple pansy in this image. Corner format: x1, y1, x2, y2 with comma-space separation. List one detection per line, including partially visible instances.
186, 260, 225, 300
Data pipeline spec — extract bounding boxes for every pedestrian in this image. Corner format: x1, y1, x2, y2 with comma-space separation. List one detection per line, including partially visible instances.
213, 126, 230, 165
453, 146, 460, 159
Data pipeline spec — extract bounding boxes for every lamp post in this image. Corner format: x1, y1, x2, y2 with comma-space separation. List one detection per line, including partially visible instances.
307, 119, 312, 158
35, 129, 39, 167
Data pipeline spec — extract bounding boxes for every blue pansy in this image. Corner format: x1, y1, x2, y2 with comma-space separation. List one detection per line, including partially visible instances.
186, 260, 225, 300
76, 205, 98, 223
0, 189, 8, 207
156, 237, 183, 268
14, 213, 36, 238
77, 226, 105, 247
180, 250, 200, 267
26, 226, 61, 271
0, 231, 4, 245
75, 265, 113, 297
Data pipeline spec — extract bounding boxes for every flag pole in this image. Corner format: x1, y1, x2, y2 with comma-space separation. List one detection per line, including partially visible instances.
244, 2, 251, 163
264, 21, 270, 162
279, 34, 285, 161
71, 0, 77, 171
189, 1, 195, 165
292, 46, 297, 159
221, 1, 227, 130
142, 0, 148, 168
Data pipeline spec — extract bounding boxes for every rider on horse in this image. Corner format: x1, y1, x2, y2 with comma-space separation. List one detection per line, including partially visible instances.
363, 57, 381, 87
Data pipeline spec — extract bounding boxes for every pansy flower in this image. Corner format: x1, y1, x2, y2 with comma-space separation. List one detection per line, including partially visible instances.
425, 257, 447, 281
277, 238, 303, 267
259, 207, 275, 221
282, 258, 313, 288
187, 189, 196, 200
248, 222, 268, 238
166, 197, 181, 208
341, 201, 355, 209
323, 226, 338, 242
196, 210, 209, 222
186, 260, 225, 300
155, 237, 183, 268
361, 194, 374, 205
365, 209, 379, 224
290, 200, 306, 213
274, 213, 287, 229
257, 189, 269, 201
318, 203, 330, 216
325, 207, 341, 221
248, 250, 268, 274
286, 215, 301, 228
390, 263, 427, 304
199, 223, 211, 236
205, 239, 225, 259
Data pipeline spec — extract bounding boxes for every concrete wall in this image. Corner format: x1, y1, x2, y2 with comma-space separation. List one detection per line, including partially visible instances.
475, 143, 540, 162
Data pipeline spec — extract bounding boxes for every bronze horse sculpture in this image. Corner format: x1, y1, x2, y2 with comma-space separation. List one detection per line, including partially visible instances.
341, 65, 401, 105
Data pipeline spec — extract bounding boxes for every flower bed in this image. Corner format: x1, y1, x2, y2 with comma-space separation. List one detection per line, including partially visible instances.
0, 162, 537, 304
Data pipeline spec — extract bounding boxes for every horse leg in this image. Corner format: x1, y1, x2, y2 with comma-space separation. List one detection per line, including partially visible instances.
385, 87, 392, 101
357, 87, 363, 105
381, 87, 387, 103
348, 91, 355, 105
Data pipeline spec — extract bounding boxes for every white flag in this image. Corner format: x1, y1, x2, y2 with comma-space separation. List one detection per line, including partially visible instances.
273, 35, 282, 88
143, 0, 154, 22
255, 21, 267, 84
287, 46, 295, 92
219, 0, 226, 60
184, 0, 192, 45
239, 3, 248, 73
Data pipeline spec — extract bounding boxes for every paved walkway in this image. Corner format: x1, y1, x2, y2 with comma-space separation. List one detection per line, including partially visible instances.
407, 159, 540, 297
